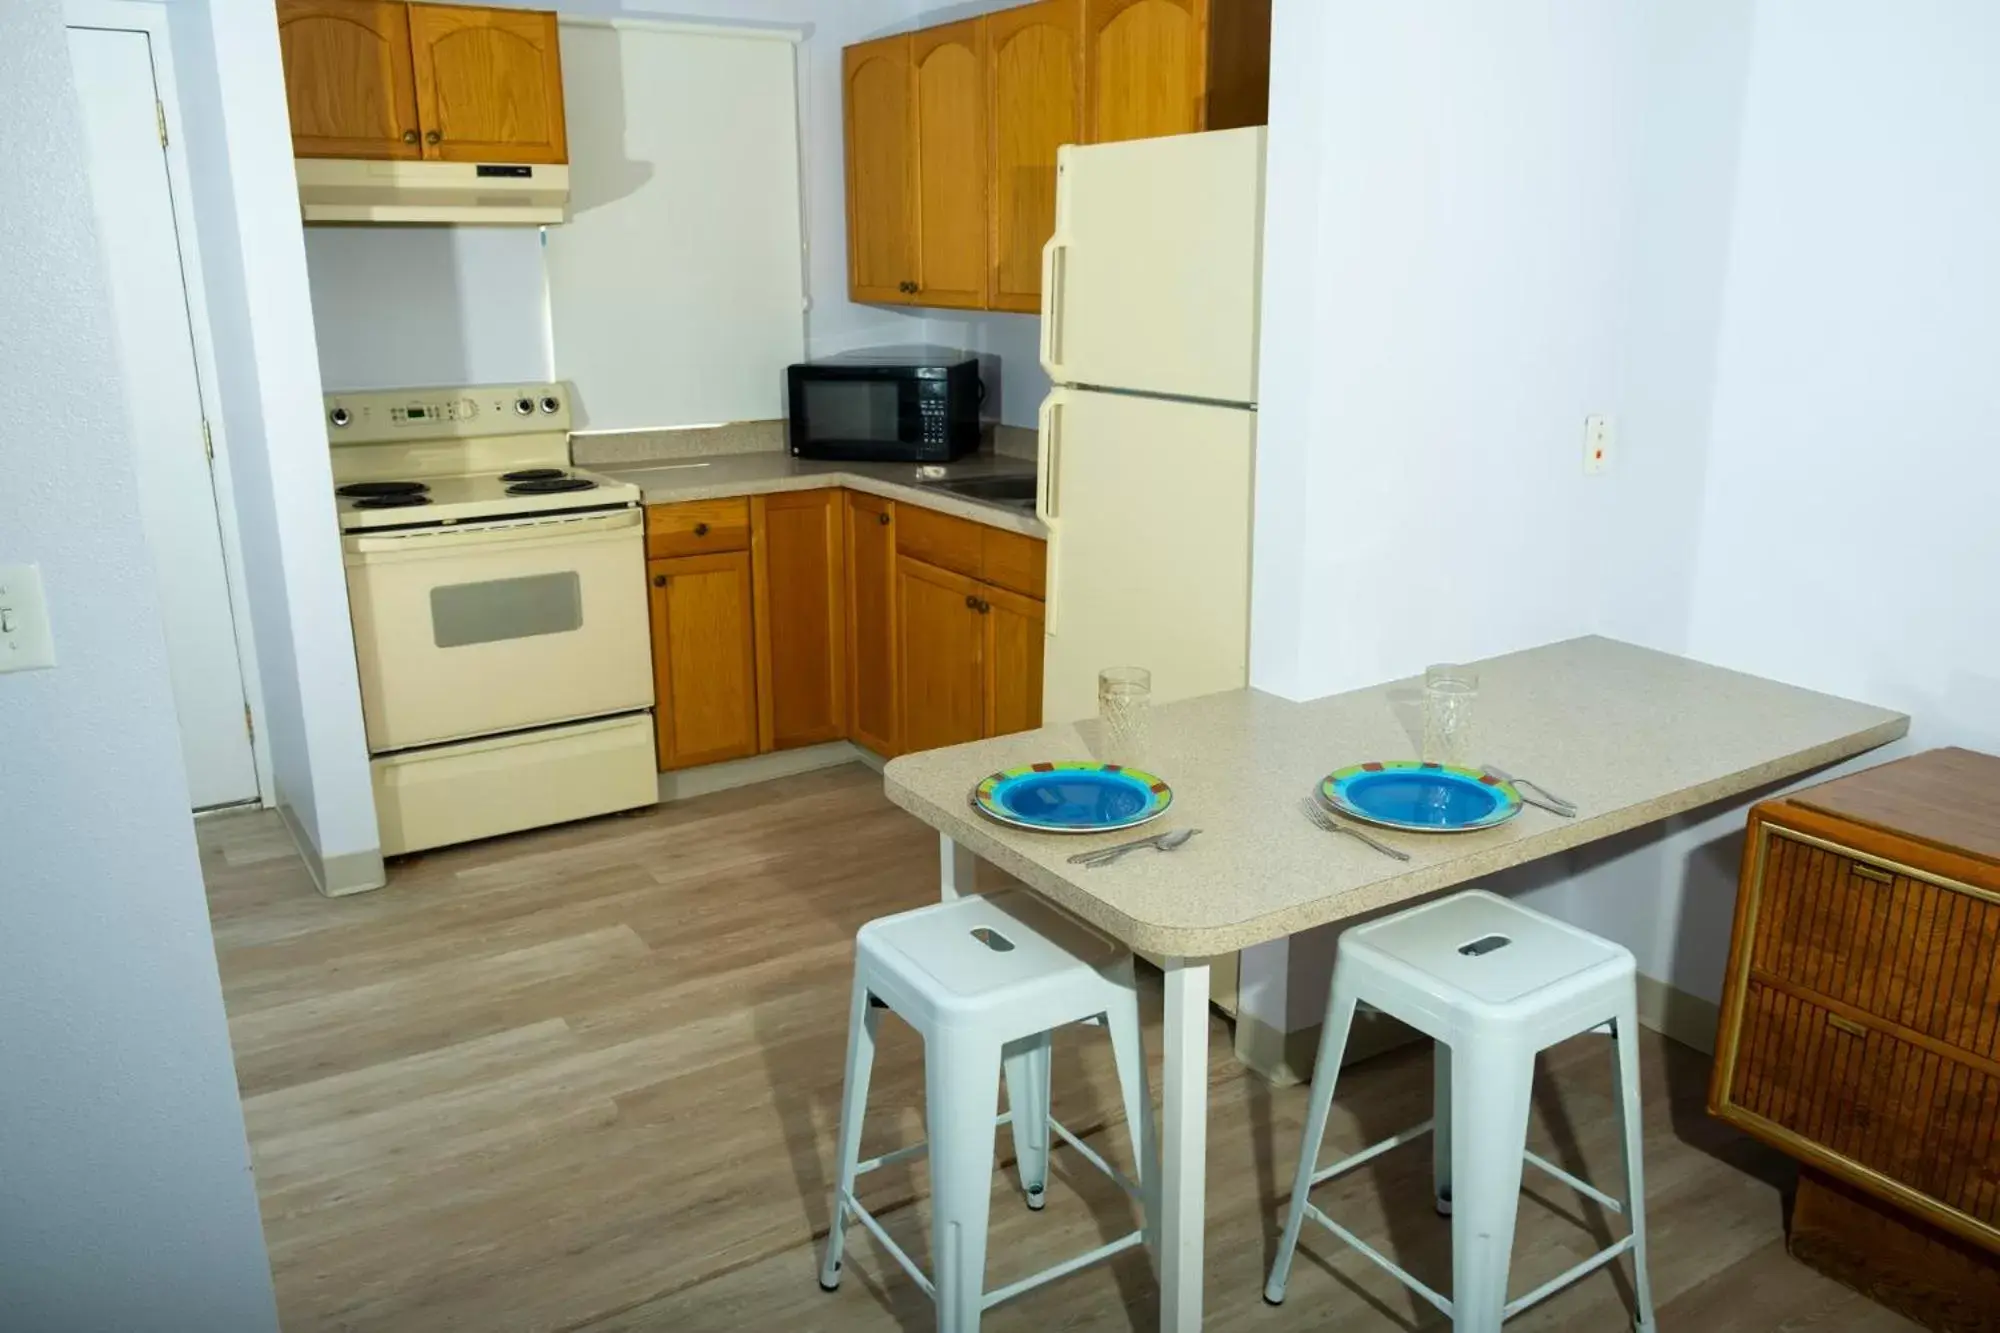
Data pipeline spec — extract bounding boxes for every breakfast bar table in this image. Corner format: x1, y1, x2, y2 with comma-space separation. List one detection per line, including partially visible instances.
881, 636, 1908, 1331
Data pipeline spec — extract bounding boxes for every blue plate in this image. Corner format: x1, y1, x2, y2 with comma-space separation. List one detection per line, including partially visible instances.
1319, 761, 1522, 833
971, 761, 1174, 834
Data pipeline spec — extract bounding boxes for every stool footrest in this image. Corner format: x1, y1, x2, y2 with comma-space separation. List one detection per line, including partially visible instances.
1307, 1119, 1434, 1189
981, 1228, 1145, 1311
1301, 1202, 1452, 1318
1522, 1148, 1624, 1216
1504, 1233, 1634, 1320
1050, 1117, 1142, 1201
854, 1111, 1014, 1177
840, 1189, 934, 1300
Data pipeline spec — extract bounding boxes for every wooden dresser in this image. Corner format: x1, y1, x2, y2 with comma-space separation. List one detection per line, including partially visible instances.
1710, 747, 2000, 1332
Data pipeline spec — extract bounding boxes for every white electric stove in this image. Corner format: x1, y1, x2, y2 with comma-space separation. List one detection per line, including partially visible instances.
327, 382, 658, 857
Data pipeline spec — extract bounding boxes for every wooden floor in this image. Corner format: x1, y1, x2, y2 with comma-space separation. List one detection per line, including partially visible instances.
200, 762, 1915, 1332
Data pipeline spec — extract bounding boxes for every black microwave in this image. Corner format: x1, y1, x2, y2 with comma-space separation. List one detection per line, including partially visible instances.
786, 347, 995, 462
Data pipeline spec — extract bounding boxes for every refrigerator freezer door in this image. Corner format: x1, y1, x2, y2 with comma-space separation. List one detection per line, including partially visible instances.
1040, 387, 1255, 726
1041, 126, 1266, 404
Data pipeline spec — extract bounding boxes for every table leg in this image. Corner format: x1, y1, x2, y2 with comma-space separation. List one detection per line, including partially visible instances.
1160, 957, 1211, 1332
939, 834, 978, 902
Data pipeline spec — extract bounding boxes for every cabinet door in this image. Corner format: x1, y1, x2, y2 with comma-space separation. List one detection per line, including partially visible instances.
1083, 0, 1206, 143
984, 583, 1045, 738
897, 557, 987, 754
987, 0, 1079, 312
408, 4, 567, 164
751, 492, 847, 752
845, 491, 900, 757
912, 21, 988, 309
648, 553, 759, 771
276, 0, 421, 159
843, 35, 916, 304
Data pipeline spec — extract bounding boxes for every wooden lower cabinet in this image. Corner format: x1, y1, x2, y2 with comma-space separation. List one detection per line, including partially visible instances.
1710, 748, 2000, 1331
646, 552, 760, 770
751, 492, 846, 751
984, 583, 1044, 738
897, 556, 989, 753
844, 491, 900, 757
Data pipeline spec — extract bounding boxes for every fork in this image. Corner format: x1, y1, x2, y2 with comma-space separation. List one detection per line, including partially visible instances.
1298, 798, 1411, 861
1480, 765, 1577, 816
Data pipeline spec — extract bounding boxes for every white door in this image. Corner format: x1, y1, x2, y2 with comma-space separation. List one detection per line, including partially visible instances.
1041, 126, 1267, 404
68, 24, 260, 809
1038, 387, 1256, 726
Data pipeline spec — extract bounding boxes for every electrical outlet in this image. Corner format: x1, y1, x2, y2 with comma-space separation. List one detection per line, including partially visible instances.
1584, 415, 1613, 474
0, 564, 56, 672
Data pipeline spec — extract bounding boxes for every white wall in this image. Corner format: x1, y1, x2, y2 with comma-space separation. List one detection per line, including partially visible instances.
171, 0, 382, 888
0, 0, 280, 1322
304, 0, 931, 404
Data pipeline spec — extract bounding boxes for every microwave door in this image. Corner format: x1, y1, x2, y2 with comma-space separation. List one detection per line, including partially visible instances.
794, 376, 910, 455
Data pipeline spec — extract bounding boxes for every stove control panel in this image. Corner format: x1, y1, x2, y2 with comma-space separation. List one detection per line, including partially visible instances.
324, 382, 574, 445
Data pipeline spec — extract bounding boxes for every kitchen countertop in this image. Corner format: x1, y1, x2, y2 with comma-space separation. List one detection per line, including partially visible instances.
883, 635, 1909, 957
594, 450, 1046, 537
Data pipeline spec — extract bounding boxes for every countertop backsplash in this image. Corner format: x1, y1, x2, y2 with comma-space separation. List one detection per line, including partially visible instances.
572, 420, 1040, 469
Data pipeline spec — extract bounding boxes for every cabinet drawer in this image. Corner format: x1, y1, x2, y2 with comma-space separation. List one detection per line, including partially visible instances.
981, 525, 1046, 600
1749, 826, 2000, 1059
1719, 979, 2000, 1248
896, 503, 984, 580
646, 499, 751, 558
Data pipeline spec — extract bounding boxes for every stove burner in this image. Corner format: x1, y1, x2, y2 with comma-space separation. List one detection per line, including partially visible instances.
338, 480, 429, 498
506, 477, 598, 495
353, 494, 434, 510
501, 468, 568, 482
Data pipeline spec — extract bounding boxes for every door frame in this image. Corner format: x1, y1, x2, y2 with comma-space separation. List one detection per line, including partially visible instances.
65, 0, 274, 808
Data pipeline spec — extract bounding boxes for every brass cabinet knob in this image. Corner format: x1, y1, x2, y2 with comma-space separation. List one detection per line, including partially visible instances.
965, 594, 979, 610
693, 522, 710, 536
402, 129, 419, 144
651, 574, 667, 588
877, 511, 891, 526
425, 129, 441, 145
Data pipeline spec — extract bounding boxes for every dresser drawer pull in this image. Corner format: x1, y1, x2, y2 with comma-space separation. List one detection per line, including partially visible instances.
1850, 863, 1894, 884
1826, 1013, 1870, 1038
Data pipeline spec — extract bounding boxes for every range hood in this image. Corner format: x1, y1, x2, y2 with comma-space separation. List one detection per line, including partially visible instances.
296, 159, 569, 226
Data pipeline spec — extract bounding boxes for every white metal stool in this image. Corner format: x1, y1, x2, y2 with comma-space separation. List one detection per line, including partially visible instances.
819, 889, 1157, 1331
1265, 889, 1656, 1333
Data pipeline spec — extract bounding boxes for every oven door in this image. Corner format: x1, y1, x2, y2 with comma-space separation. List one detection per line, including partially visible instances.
343, 508, 653, 753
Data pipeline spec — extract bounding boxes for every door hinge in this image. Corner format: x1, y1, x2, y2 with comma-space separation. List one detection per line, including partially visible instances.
201, 418, 214, 462
156, 100, 168, 147
243, 702, 255, 744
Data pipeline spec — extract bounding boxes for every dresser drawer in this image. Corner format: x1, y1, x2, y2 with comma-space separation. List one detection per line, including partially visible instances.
1749, 825, 2000, 1059
646, 499, 751, 558
1720, 979, 2000, 1249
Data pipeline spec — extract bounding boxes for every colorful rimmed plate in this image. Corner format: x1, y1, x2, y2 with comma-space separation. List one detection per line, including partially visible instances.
1319, 761, 1522, 833
971, 761, 1173, 834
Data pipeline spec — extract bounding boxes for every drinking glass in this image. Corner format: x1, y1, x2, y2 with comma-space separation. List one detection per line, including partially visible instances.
1422, 664, 1479, 767
1099, 667, 1152, 767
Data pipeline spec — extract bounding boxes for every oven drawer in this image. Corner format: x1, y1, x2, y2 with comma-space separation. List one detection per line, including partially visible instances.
372, 712, 658, 856
344, 509, 653, 752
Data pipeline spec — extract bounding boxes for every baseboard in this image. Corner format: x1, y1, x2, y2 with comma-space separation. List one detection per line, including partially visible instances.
1232, 972, 1721, 1085
277, 799, 386, 897
1635, 971, 1720, 1055
657, 740, 867, 803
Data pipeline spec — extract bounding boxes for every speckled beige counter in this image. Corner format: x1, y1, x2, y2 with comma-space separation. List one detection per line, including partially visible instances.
593, 451, 1046, 537
883, 636, 1908, 957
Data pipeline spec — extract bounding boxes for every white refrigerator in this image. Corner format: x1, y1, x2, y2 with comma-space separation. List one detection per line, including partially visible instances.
1036, 126, 1266, 726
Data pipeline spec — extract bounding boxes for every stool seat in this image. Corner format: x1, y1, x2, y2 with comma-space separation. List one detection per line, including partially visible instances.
1266, 889, 1656, 1333
1346, 890, 1629, 1019
862, 891, 1124, 1024
821, 889, 1157, 1331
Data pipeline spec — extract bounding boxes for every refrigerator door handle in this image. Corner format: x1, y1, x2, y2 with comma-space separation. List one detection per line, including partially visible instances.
1037, 389, 1064, 635
1040, 235, 1068, 379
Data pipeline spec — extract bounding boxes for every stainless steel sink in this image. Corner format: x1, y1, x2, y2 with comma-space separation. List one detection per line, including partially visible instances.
922, 474, 1039, 510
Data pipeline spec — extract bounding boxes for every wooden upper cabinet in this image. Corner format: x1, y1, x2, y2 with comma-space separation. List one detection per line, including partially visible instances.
1084, 0, 1205, 143
845, 492, 900, 758
408, 4, 567, 164
647, 552, 760, 771
987, 0, 1079, 312
912, 21, 989, 309
277, 0, 422, 159
897, 556, 988, 754
751, 492, 847, 753
844, 35, 917, 304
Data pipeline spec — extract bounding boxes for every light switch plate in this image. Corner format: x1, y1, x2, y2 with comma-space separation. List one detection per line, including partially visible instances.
0, 564, 57, 672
